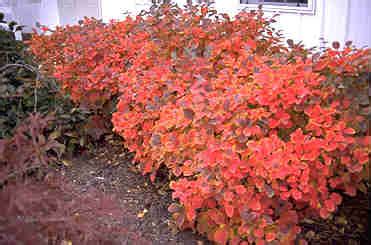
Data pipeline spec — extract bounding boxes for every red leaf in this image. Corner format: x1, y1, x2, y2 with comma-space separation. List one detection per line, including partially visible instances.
209, 209, 226, 225
256, 239, 265, 245
186, 207, 196, 222
224, 191, 234, 202
225, 204, 234, 218
234, 185, 246, 195
214, 227, 229, 245
324, 199, 336, 212
253, 228, 264, 238
343, 127, 356, 135
330, 193, 342, 205
201, 6, 208, 16
150, 172, 156, 182
319, 208, 329, 219
291, 189, 302, 201
265, 232, 276, 242
249, 198, 261, 211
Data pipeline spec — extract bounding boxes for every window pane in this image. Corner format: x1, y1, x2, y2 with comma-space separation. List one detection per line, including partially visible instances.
287, 0, 308, 3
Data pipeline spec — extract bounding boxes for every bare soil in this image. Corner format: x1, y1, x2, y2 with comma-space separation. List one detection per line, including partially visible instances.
62, 140, 210, 245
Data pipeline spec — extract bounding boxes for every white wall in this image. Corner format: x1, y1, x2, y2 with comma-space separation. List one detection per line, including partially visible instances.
217, 0, 370, 48
101, 0, 188, 22
11, 0, 41, 32
57, 0, 101, 25
101, 0, 136, 21
346, 0, 371, 48
39, 0, 60, 28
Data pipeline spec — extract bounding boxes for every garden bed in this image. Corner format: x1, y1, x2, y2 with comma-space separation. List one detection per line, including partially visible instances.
62, 139, 368, 245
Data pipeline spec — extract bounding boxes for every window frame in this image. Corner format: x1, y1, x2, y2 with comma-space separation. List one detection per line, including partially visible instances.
238, 0, 316, 15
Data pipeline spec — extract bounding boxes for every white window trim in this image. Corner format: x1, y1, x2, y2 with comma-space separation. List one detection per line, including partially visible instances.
96, 0, 103, 19
238, 0, 316, 15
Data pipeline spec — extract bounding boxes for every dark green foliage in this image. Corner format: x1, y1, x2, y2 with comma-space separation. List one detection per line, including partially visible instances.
0, 14, 45, 138
0, 13, 111, 154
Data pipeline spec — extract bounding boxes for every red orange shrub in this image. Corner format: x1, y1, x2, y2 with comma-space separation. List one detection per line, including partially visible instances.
30, 4, 370, 244
29, 17, 143, 107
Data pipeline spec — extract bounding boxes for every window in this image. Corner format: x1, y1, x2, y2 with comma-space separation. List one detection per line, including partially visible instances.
240, 0, 315, 14
240, 0, 308, 7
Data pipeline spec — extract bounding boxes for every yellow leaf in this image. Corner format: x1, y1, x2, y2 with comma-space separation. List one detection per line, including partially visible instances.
61, 240, 72, 245
137, 209, 148, 218
62, 159, 71, 166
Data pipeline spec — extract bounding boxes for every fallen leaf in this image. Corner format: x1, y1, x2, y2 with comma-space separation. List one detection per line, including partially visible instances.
137, 208, 148, 218
61, 240, 72, 245
62, 159, 71, 166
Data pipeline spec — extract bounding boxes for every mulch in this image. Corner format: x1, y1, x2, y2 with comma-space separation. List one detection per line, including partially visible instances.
62, 140, 210, 245
62, 139, 369, 245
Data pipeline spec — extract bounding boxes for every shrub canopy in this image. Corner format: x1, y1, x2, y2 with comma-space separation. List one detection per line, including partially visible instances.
30, 4, 370, 244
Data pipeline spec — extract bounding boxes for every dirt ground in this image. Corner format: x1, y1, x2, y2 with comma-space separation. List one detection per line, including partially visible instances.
62, 139, 369, 245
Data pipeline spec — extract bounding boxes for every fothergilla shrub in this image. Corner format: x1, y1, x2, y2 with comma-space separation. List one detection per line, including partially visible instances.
29, 17, 143, 108
30, 3, 370, 244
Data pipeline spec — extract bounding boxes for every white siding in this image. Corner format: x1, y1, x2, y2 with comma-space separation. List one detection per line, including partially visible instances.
10, 0, 41, 32
220, 0, 370, 48
101, 0, 188, 21
101, 0, 136, 21
346, 0, 371, 48
57, 0, 101, 25
38, 0, 60, 28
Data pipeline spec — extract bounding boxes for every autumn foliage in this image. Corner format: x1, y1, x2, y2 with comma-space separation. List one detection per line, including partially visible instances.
29, 4, 370, 244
